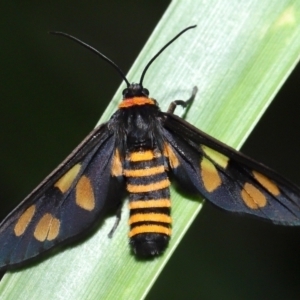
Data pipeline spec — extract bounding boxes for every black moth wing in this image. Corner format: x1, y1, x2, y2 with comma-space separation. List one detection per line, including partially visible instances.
162, 112, 300, 225
0, 123, 123, 269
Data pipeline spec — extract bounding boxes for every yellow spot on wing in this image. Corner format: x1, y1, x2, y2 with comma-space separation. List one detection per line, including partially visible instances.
129, 225, 171, 237
201, 157, 222, 192
124, 165, 165, 177
129, 150, 155, 162
252, 171, 280, 196
241, 182, 267, 209
76, 175, 95, 211
14, 205, 36, 236
127, 179, 170, 193
129, 213, 172, 225
201, 145, 229, 168
163, 143, 179, 168
129, 199, 171, 209
54, 163, 81, 193
34, 213, 60, 242
111, 149, 123, 177
47, 218, 60, 241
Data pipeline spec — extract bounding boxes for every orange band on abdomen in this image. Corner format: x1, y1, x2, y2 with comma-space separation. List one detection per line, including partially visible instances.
129, 213, 172, 225
129, 225, 171, 237
129, 199, 171, 209
127, 179, 170, 193
124, 165, 165, 177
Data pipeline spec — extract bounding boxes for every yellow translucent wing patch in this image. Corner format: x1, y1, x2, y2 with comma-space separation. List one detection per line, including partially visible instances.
163, 143, 179, 168
241, 182, 267, 209
54, 163, 81, 193
252, 171, 280, 196
14, 205, 36, 237
201, 145, 229, 169
75, 175, 95, 211
200, 157, 222, 192
34, 213, 60, 242
111, 149, 123, 177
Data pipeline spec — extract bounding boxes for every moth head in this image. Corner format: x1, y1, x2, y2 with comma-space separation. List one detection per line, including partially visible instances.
122, 83, 149, 99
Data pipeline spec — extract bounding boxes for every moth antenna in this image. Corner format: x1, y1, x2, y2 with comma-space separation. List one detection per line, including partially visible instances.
139, 25, 197, 86
49, 31, 130, 87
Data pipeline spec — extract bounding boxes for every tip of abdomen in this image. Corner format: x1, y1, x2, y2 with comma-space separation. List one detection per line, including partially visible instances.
130, 233, 170, 257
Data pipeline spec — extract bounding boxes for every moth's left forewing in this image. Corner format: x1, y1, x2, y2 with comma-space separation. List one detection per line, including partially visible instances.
0, 124, 124, 269
162, 113, 300, 225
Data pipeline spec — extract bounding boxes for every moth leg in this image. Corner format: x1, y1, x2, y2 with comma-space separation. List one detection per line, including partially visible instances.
167, 86, 198, 114
108, 204, 122, 238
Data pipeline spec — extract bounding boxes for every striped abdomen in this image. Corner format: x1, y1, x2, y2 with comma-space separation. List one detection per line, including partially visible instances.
125, 149, 172, 256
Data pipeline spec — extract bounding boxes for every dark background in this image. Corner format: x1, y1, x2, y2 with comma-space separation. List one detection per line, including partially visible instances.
1, 2, 300, 299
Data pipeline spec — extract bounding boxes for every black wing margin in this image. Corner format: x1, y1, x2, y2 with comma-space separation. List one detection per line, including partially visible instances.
0, 123, 124, 270
162, 113, 300, 225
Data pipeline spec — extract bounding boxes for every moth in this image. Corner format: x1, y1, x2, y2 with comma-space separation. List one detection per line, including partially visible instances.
1, 25, 300, 270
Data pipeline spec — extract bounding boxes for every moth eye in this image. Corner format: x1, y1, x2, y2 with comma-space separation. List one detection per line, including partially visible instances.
143, 88, 149, 96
